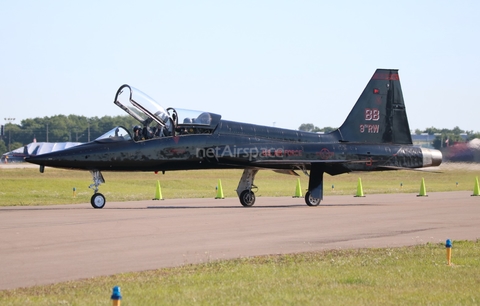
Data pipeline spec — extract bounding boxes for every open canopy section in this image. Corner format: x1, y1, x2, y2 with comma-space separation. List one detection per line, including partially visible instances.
113, 84, 221, 140
114, 85, 169, 126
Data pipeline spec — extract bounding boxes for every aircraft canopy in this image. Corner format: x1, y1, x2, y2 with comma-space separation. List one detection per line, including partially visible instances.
114, 85, 218, 127
113, 85, 221, 139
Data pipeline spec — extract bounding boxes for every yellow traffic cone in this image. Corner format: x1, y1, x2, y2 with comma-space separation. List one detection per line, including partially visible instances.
215, 179, 225, 199
153, 180, 163, 200
293, 178, 302, 198
472, 176, 479, 196
354, 178, 365, 197
417, 177, 427, 197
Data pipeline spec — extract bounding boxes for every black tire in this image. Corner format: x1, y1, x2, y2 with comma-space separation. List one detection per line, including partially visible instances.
91, 193, 106, 209
304, 191, 321, 206
239, 190, 256, 207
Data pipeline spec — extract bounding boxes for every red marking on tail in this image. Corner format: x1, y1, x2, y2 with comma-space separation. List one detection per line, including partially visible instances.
372, 71, 399, 80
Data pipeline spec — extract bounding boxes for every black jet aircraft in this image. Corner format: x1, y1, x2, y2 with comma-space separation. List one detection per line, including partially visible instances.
26, 69, 442, 208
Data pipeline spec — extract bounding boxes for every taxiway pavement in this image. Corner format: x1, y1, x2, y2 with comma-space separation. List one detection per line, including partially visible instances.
1, 191, 479, 290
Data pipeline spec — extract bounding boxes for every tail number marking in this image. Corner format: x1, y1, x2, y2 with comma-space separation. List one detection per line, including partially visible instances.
365, 108, 380, 121
361, 108, 380, 133
360, 124, 380, 133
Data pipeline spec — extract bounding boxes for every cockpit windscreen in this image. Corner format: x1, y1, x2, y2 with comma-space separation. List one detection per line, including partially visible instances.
95, 126, 132, 141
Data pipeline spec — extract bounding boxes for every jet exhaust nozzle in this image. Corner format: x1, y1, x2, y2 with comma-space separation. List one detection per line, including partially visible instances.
420, 148, 442, 167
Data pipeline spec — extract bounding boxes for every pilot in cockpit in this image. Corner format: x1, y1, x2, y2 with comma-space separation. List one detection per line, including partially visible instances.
133, 126, 143, 141
133, 113, 175, 141
149, 121, 170, 138
152, 123, 163, 138
142, 126, 154, 140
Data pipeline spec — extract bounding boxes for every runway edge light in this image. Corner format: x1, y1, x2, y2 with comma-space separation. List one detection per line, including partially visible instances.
111, 286, 122, 306
445, 239, 452, 266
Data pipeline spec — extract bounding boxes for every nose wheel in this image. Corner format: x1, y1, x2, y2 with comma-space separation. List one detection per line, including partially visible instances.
91, 193, 106, 209
89, 170, 106, 209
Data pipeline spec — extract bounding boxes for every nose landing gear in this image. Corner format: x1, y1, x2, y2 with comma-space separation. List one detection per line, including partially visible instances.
89, 170, 106, 209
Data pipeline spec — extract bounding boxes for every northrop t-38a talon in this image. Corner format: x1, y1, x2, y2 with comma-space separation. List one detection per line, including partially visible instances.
26, 69, 442, 208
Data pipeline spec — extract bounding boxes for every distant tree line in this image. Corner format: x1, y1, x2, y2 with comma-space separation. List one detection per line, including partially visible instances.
298, 123, 480, 150
297, 123, 336, 134
0, 115, 138, 155
1, 117, 479, 155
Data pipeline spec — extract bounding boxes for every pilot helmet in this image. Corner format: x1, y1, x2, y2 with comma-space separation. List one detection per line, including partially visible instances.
133, 125, 142, 132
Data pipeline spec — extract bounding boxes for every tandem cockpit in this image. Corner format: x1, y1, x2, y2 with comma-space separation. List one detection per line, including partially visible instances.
96, 84, 221, 142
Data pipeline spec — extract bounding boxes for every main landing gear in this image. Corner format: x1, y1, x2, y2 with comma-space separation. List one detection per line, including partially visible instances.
304, 191, 321, 206
236, 169, 259, 207
304, 164, 324, 206
235, 168, 323, 207
89, 170, 106, 209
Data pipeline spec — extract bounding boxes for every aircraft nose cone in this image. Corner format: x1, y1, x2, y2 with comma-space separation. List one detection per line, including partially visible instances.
25, 155, 46, 165
25, 152, 63, 167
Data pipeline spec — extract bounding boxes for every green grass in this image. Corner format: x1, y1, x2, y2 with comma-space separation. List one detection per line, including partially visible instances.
1, 241, 479, 305
0, 163, 479, 205
1, 164, 480, 304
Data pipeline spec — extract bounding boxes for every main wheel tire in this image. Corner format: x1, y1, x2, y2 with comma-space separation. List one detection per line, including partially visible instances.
305, 191, 321, 206
239, 190, 256, 207
91, 193, 106, 209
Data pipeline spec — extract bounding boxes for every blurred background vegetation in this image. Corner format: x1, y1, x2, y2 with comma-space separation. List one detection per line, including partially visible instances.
0, 115, 479, 155
0, 115, 138, 153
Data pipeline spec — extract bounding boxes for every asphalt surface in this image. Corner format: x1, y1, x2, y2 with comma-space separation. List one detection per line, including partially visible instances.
1, 191, 479, 290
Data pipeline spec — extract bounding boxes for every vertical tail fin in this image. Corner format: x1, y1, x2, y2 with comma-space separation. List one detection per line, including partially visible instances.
337, 69, 412, 144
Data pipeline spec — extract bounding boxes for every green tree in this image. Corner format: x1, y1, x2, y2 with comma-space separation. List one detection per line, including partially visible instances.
9, 142, 24, 152
298, 123, 316, 132
318, 126, 336, 133
298, 124, 336, 133
0, 139, 7, 155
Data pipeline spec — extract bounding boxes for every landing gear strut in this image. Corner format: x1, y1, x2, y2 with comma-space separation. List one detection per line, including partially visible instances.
236, 169, 259, 207
89, 170, 106, 209
305, 165, 324, 207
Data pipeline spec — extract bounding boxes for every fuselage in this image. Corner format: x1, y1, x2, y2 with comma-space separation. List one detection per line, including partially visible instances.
25, 119, 442, 175
24, 71, 444, 208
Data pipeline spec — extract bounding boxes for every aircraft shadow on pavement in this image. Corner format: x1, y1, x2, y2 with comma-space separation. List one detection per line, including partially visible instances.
0, 203, 381, 211
146, 203, 381, 209
147, 204, 304, 209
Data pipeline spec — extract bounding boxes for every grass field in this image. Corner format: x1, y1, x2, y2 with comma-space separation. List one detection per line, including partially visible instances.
1, 241, 479, 305
1, 163, 479, 304
0, 162, 479, 206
